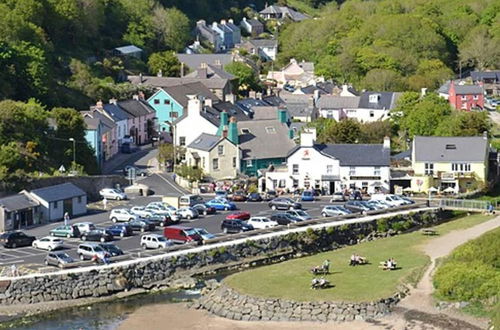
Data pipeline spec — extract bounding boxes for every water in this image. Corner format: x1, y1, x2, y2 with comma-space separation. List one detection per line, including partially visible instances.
0, 289, 201, 330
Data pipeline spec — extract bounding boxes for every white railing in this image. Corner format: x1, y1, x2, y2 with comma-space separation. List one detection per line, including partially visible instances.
438, 199, 489, 211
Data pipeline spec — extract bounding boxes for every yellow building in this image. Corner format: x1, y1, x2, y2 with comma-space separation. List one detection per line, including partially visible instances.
411, 136, 489, 193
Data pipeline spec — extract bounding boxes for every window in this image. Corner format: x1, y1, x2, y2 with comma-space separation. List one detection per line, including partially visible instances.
292, 164, 299, 175
78, 196, 82, 203
213, 158, 219, 170
473, 95, 479, 100
53, 201, 58, 209
265, 127, 276, 134
241, 128, 250, 134
461, 95, 467, 100
246, 160, 252, 167
374, 166, 381, 176
232, 157, 237, 168
171, 112, 178, 118
369, 111, 374, 118
154, 99, 160, 104
445, 144, 456, 150
218, 145, 224, 155
6, 212, 11, 220
326, 165, 333, 174
349, 166, 356, 176
451, 163, 471, 172
279, 180, 286, 188
164, 99, 170, 105
424, 163, 434, 175
179, 137, 186, 146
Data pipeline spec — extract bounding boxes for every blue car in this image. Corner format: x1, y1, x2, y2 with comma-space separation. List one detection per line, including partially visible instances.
106, 224, 133, 237
206, 199, 236, 211
301, 190, 315, 202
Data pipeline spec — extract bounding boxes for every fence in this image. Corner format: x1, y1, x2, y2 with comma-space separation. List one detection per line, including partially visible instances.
438, 198, 489, 211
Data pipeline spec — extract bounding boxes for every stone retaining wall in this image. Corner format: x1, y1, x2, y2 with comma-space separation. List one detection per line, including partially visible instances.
193, 285, 409, 322
0, 209, 450, 305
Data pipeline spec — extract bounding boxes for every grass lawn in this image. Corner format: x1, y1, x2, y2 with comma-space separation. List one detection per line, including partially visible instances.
224, 214, 493, 302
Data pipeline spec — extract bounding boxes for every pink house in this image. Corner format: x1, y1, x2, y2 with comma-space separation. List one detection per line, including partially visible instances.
117, 94, 156, 145
448, 81, 485, 111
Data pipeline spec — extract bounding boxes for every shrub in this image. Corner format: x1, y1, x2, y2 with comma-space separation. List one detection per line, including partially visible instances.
377, 218, 389, 232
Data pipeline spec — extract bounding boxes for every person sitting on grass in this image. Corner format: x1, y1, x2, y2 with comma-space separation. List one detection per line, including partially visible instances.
356, 254, 367, 264
350, 254, 357, 266
311, 278, 319, 289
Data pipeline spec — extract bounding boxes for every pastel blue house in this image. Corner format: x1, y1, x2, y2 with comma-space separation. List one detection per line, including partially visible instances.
82, 114, 103, 168
147, 88, 184, 132
212, 21, 234, 50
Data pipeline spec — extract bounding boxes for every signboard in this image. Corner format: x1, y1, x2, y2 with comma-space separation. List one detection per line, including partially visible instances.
302, 149, 310, 160
127, 167, 136, 182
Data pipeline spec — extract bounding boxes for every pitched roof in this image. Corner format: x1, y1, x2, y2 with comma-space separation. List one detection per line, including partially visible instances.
286, 103, 315, 118
184, 64, 235, 80
161, 82, 220, 107
453, 84, 484, 95
187, 133, 224, 151
176, 54, 234, 71
0, 192, 39, 212
103, 103, 132, 122
235, 98, 269, 116
358, 91, 402, 110
260, 5, 308, 21
30, 183, 86, 202
82, 115, 100, 130
470, 71, 500, 81
128, 75, 230, 90
315, 144, 390, 166
317, 96, 360, 109
82, 110, 115, 134
262, 95, 285, 107
246, 39, 278, 48
252, 106, 280, 120
117, 100, 155, 117
239, 119, 296, 160
212, 102, 252, 122
413, 136, 488, 162
243, 18, 263, 27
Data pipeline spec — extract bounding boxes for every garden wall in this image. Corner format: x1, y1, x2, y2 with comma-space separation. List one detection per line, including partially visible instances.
0, 209, 450, 306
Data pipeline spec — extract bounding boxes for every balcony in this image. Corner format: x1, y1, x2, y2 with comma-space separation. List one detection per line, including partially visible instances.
440, 172, 475, 180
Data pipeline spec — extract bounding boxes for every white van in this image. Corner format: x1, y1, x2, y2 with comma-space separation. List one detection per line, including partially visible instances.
179, 195, 205, 207
370, 194, 407, 207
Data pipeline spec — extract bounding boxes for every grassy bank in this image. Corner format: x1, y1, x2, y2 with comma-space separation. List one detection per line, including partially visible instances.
225, 214, 493, 302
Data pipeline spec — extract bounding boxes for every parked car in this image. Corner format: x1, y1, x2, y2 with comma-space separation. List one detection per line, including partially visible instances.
371, 194, 406, 207
399, 196, 415, 204
45, 252, 75, 268
263, 190, 277, 201
330, 192, 346, 202
77, 243, 109, 260
192, 203, 216, 216
193, 228, 216, 240
106, 223, 134, 237
247, 192, 263, 202
99, 188, 127, 200
141, 234, 173, 249
283, 83, 295, 92
367, 200, 391, 210
74, 222, 96, 234
344, 201, 372, 213
128, 219, 156, 232
221, 219, 254, 234
176, 207, 199, 220
123, 165, 148, 177
145, 205, 180, 222
130, 206, 155, 218
225, 211, 251, 221
0, 231, 36, 248
301, 190, 315, 202
99, 243, 124, 257
163, 226, 202, 244
80, 229, 113, 242
146, 214, 172, 227
215, 190, 228, 199
270, 213, 301, 225
32, 236, 64, 251
268, 198, 302, 210
286, 209, 312, 220
321, 205, 352, 217
109, 209, 138, 223
246, 217, 278, 229
206, 199, 237, 211
231, 191, 247, 202
50, 225, 81, 238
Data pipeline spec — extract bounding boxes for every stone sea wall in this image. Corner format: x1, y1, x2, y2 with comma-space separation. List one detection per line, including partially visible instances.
0, 209, 450, 305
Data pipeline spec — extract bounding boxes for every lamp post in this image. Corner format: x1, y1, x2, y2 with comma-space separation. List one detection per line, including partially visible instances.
68, 138, 76, 165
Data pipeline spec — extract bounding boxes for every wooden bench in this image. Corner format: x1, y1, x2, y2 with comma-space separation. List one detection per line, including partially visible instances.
421, 229, 437, 236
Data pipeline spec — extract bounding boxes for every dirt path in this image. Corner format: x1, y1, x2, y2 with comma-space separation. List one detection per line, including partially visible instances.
118, 217, 500, 330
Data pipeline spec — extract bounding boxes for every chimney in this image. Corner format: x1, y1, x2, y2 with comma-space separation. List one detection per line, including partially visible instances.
300, 128, 316, 147
256, 92, 263, 100
221, 19, 227, 25
277, 108, 287, 123
228, 116, 239, 145
187, 95, 202, 115
249, 91, 257, 99
383, 136, 391, 149
214, 59, 222, 69
96, 100, 104, 109
217, 111, 229, 137
197, 67, 207, 79
109, 98, 117, 105
228, 19, 234, 24
157, 70, 163, 77
313, 90, 320, 103
222, 128, 228, 138
204, 97, 213, 107
132, 95, 139, 100
421, 88, 427, 97
138, 91, 145, 100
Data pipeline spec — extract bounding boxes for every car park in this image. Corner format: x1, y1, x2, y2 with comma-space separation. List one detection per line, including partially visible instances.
193, 228, 216, 240
0, 231, 36, 248
50, 225, 81, 238
221, 219, 254, 234
99, 188, 127, 200
192, 203, 216, 215
247, 192, 263, 202
177, 207, 199, 220
330, 192, 346, 202
128, 219, 156, 232
231, 191, 247, 202
74, 222, 96, 234
141, 234, 173, 249
206, 199, 236, 211
109, 209, 138, 223
321, 205, 352, 217
301, 190, 315, 202
270, 213, 301, 225
268, 198, 302, 210
99, 243, 124, 257
106, 223, 134, 237
246, 217, 278, 229
163, 226, 202, 244
130, 206, 155, 218
45, 252, 75, 268
32, 236, 64, 251
225, 211, 251, 221
286, 210, 312, 220
81, 229, 113, 242
77, 243, 109, 260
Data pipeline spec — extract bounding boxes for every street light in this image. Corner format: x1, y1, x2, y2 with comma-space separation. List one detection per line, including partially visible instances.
68, 138, 76, 165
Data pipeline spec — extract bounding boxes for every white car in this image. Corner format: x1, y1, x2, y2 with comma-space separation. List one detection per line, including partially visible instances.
177, 207, 198, 220
146, 205, 180, 222
130, 206, 154, 218
246, 217, 278, 229
371, 194, 406, 207
32, 236, 64, 251
109, 209, 138, 223
74, 222, 96, 234
99, 188, 127, 200
367, 200, 391, 209
141, 234, 173, 249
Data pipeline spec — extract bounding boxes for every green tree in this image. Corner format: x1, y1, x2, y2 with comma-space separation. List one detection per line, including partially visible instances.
408, 59, 454, 91
152, 7, 190, 51
147, 51, 181, 76
224, 62, 259, 94
459, 26, 500, 70
323, 119, 362, 144
361, 69, 406, 91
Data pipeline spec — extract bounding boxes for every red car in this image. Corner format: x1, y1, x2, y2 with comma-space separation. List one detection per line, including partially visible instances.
225, 211, 251, 221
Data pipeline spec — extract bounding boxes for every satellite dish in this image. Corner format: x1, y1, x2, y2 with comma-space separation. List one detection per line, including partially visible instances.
59, 165, 66, 172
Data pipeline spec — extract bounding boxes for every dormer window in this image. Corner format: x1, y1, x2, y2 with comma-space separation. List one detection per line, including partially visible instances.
369, 94, 380, 103
241, 128, 250, 134
445, 144, 456, 150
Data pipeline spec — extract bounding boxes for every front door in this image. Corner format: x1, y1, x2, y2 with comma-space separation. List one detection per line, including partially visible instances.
63, 199, 73, 217
329, 182, 335, 194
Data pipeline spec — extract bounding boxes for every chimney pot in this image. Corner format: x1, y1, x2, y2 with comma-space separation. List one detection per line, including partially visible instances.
383, 136, 391, 149
96, 100, 104, 109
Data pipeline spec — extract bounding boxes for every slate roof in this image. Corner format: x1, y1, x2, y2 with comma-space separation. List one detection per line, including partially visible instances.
239, 119, 296, 160
453, 84, 484, 95
117, 100, 155, 117
358, 92, 402, 110
317, 96, 360, 109
82, 110, 115, 134
244, 18, 263, 27
413, 136, 488, 162
212, 102, 252, 122
235, 98, 269, 116
260, 5, 308, 21
187, 133, 223, 151
314, 144, 391, 166
184, 64, 235, 80
128, 75, 230, 90
286, 103, 315, 119
30, 183, 86, 202
252, 106, 280, 120
0, 192, 39, 212
471, 71, 500, 82
246, 39, 278, 48
83, 116, 100, 130
103, 103, 132, 122
262, 95, 285, 107
176, 54, 234, 71
114, 45, 142, 55
161, 82, 220, 107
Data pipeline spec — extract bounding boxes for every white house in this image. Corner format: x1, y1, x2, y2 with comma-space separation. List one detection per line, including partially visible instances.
265, 129, 391, 194
28, 183, 87, 222
242, 39, 278, 61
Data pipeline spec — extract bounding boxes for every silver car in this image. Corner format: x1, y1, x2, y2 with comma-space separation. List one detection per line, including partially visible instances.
321, 205, 352, 217
285, 210, 312, 220
140, 234, 173, 249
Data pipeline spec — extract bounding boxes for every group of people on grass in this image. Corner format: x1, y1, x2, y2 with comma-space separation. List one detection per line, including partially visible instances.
349, 253, 367, 266
380, 258, 397, 270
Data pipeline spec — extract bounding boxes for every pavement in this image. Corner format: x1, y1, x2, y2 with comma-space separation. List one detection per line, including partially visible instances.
102, 145, 157, 175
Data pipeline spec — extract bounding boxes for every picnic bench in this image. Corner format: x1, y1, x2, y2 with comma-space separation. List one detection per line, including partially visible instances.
421, 228, 437, 236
